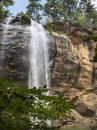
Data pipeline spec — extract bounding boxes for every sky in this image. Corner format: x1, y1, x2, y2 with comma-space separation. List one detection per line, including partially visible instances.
9, 0, 97, 16
92, 0, 97, 8
9, 0, 46, 16
9, 0, 29, 16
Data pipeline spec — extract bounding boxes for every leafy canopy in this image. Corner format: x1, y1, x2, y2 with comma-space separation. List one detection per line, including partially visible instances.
0, 78, 73, 130
0, 0, 14, 21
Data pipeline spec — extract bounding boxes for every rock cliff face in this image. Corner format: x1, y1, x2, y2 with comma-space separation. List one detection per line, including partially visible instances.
0, 17, 97, 128
50, 28, 97, 128
0, 17, 30, 84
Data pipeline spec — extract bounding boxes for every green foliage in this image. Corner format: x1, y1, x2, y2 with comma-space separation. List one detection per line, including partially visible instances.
0, 0, 14, 7
76, 15, 85, 25
43, 0, 97, 27
92, 10, 97, 27
92, 35, 97, 62
17, 12, 25, 17
44, 0, 64, 21
0, 5, 6, 21
92, 35, 97, 42
26, 0, 43, 23
93, 47, 97, 62
44, 21, 65, 34
0, 78, 73, 130
76, 7, 86, 26
78, 0, 97, 27
20, 14, 31, 25
44, 0, 79, 22
44, 22, 53, 33
17, 12, 31, 25
44, 18, 53, 32
0, 0, 14, 21
0, 3, 8, 21
0, 0, 97, 27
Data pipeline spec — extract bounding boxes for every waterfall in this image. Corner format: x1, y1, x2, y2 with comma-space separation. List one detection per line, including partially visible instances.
28, 19, 50, 127
0, 17, 50, 89
0, 17, 12, 70
0, 17, 51, 127
1, 17, 12, 44
28, 20, 50, 90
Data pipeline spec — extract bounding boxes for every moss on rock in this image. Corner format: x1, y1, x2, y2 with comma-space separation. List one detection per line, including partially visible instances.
21, 15, 31, 25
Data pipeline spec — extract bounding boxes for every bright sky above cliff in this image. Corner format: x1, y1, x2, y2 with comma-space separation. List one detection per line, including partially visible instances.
9, 0, 45, 16
92, 0, 97, 8
9, 0, 28, 15
9, 0, 97, 16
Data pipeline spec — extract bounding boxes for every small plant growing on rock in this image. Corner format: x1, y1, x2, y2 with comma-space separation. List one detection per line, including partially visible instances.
92, 35, 97, 62
17, 13, 31, 25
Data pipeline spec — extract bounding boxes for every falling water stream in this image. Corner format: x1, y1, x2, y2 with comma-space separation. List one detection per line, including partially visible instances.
1, 17, 50, 90
1, 17, 50, 126
1, 17, 12, 44
28, 20, 50, 126
0, 17, 12, 71
28, 20, 50, 90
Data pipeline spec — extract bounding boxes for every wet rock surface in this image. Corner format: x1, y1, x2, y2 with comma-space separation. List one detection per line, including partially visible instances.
0, 17, 30, 84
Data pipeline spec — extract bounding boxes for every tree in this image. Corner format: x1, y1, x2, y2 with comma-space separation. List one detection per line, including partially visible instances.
0, 0, 14, 21
79, 0, 97, 26
26, 0, 43, 22
61, 0, 78, 22
1, 0, 14, 8
0, 78, 73, 130
76, 7, 86, 25
44, 0, 78, 22
0, 4, 6, 21
44, 0, 63, 21
90, 8, 97, 27
43, 0, 97, 28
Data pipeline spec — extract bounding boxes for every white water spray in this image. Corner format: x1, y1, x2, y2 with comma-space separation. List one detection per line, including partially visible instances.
0, 17, 12, 68
1, 17, 12, 45
28, 19, 50, 127
28, 20, 50, 90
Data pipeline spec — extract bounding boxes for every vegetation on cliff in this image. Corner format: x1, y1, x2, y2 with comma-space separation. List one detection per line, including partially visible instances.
92, 35, 97, 62
0, 78, 73, 130
0, 0, 97, 27
0, 0, 14, 21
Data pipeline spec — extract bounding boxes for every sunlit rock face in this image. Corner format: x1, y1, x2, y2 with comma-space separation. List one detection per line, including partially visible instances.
50, 29, 95, 90
50, 28, 97, 128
